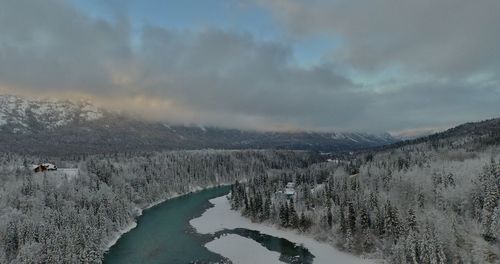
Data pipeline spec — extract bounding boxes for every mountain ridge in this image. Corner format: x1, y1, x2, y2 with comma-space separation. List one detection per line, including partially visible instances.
0, 95, 397, 155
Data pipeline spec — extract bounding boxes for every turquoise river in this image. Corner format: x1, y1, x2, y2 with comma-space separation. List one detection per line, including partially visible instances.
104, 186, 314, 264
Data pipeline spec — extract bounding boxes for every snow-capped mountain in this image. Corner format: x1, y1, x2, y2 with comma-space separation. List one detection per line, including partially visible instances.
0, 95, 104, 133
0, 95, 398, 154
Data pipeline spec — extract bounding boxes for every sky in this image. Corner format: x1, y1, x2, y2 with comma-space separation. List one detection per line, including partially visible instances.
0, 0, 498, 133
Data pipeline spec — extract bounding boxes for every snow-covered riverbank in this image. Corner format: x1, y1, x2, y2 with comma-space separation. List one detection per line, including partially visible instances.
190, 195, 375, 264
104, 221, 139, 251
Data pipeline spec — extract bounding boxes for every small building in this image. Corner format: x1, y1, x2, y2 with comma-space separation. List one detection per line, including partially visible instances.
33, 163, 57, 173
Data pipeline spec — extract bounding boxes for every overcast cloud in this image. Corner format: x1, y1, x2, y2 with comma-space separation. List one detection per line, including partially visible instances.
0, 0, 498, 132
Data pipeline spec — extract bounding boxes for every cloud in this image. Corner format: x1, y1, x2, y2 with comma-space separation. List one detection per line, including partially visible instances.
258, 0, 500, 78
0, 0, 498, 132
0, 0, 132, 94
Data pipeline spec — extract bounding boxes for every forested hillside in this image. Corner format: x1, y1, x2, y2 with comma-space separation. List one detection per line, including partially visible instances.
230, 120, 500, 263
386, 118, 500, 150
0, 150, 319, 263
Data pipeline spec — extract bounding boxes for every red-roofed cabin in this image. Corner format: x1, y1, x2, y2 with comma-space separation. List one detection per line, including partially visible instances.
33, 163, 57, 173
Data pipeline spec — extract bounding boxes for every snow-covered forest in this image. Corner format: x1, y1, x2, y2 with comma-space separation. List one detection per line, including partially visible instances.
230, 133, 500, 263
0, 150, 320, 263
0, 119, 498, 264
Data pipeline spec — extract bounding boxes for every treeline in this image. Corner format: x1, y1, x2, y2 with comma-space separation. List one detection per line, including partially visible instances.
230, 141, 499, 263
0, 150, 319, 263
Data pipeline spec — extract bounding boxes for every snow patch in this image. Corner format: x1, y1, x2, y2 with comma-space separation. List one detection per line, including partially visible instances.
206, 234, 285, 264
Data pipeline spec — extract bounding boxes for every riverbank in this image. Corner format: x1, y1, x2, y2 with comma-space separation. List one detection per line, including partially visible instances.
190, 195, 376, 264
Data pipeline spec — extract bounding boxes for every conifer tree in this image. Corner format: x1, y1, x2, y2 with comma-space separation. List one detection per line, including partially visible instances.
279, 203, 289, 227
289, 202, 299, 229
407, 208, 417, 232
360, 206, 370, 230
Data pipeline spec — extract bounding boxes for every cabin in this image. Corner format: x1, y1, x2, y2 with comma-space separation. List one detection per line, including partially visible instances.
33, 163, 57, 173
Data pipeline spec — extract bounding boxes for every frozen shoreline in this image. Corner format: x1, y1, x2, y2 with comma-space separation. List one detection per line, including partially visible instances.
190, 195, 376, 264
104, 221, 138, 251
102, 183, 232, 253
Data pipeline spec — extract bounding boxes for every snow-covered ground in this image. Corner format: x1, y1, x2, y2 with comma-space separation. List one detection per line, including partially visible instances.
206, 234, 285, 264
54, 168, 79, 181
190, 196, 375, 264
31, 168, 80, 187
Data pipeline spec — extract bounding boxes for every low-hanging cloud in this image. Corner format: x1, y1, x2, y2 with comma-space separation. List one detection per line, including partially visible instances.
0, 0, 498, 132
